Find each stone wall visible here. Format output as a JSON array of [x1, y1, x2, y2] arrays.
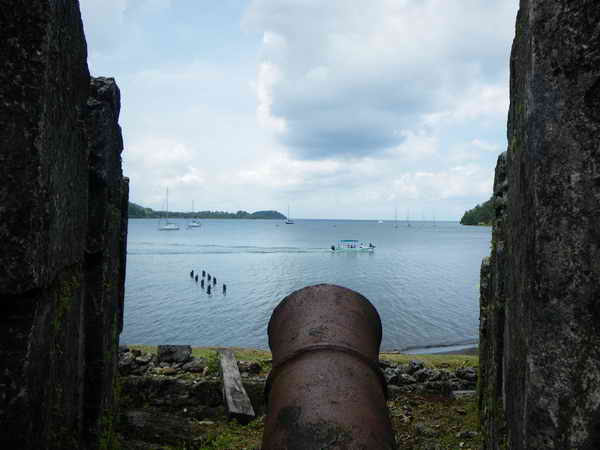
[[0, 1, 128, 448], [480, 1, 600, 449], [479, 153, 508, 450]]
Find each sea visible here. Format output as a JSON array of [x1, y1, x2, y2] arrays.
[[122, 218, 491, 354]]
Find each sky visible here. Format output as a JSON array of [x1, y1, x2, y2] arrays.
[[80, 0, 519, 220]]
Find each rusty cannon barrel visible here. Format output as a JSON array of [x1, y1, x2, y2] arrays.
[[262, 284, 396, 449]]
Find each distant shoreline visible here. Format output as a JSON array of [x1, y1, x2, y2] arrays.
[[129, 216, 283, 220]]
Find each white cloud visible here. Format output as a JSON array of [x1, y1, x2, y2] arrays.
[[244, 0, 516, 159], [80, 1, 517, 219], [393, 165, 493, 201], [256, 62, 287, 133]]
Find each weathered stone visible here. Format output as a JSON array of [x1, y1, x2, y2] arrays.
[[83, 75, 128, 441], [157, 345, 193, 364], [122, 409, 196, 445], [407, 360, 425, 374], [0, 2, 127, 448], [422, 381, 452, 395], [480, 2, 600, 449], [396, 373, 418, 386], [414, 367, 436, 383], [478, 154, 509, 450], [451, 390, 477, 400], [135, 354, 153, 365], [383, 367, 399, 384], [182, 358, 206, 373], [455, 367, 477, 383], [119, 352, 136, 373], [379, 359, 394, 370]]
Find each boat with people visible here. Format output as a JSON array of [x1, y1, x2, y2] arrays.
[[330, 240, 375, 252], [158, 188, 180, 231]]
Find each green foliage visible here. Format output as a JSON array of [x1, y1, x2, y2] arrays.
[[196, 417, 264, 450], [128, 201, 154, 218], [460, 198, 494, 226], [205, 351, 221, 376], [127, 202, 285, 220]]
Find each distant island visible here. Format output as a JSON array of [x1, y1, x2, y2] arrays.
[[460, 198, 494, 226], [128, 202, 286, 220]]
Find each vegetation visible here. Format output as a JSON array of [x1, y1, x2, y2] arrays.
[[390, 392, 482, 449], [380, 352, 478, 371], [460, 198, 494, 226], [126, 345, 477, 372], [128, 202, 154, 218], [128, 201, 285, 220], [122, 346, 481, 449]]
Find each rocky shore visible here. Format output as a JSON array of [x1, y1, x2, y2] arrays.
[[116, 345, 481, 449]]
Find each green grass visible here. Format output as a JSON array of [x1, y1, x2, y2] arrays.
[[380, 352, 479, 370], [391, 392, 482, 449], [125, 346, 477, 369], [126, 345, 271, 362]]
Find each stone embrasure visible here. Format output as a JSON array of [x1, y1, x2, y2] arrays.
[[0, 2, 128, 448], [479, 1, 600, 449]]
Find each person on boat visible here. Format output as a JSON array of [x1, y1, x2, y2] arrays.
[[207, 285, 212, 295], [202, 270, 206, 277], [223, 283, 227, 294], [331, 245, 335, 251], [195, 275, 198, 283], [213, 277, 217, 285], [190, 270, 194, 278], [201, 279, 204, 288]]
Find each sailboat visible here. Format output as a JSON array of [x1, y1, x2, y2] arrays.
[[284, 205, 294, 224], [187, 200, 201, 228], [158, 188, 179, 231]]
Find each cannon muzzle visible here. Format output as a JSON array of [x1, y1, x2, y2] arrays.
[[262, 284, 396, 449]]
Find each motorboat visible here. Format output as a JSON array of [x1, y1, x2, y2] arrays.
[[330, 240, 375, 252]]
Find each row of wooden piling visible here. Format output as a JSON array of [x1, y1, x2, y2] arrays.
[[190, 269, 226, 294]]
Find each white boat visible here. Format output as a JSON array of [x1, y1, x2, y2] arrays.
[[158, 188, 180, 231], [330, 240, 375, 252], [284, 205, 294, 224], [187, 200, 201, 228]]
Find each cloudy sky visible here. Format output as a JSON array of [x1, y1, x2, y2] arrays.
[[80, 0, 518, 220]]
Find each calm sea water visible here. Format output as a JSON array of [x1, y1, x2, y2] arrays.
[[121, 218, 490, 353]]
